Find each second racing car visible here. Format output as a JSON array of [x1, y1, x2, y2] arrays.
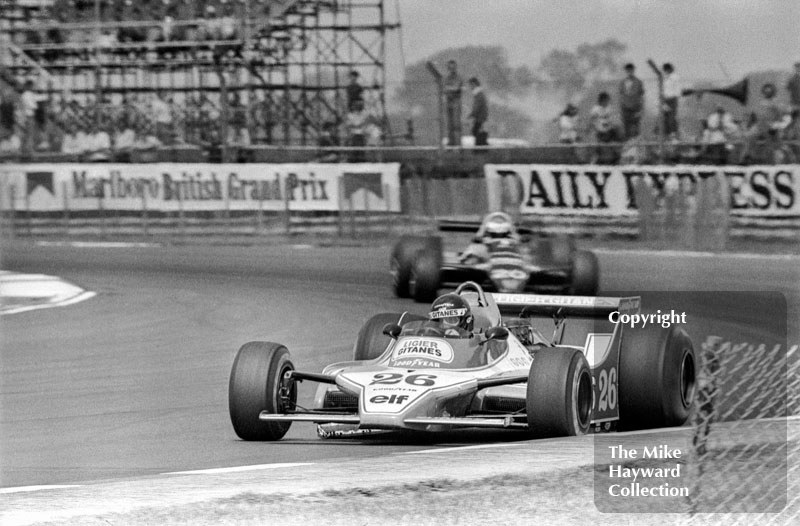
[[390, 212, 599, 303]]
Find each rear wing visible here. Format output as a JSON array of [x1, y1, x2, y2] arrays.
[[491, 293, 641, 318], [438, 219, 536, 237]]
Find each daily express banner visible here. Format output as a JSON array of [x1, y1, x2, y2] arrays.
[[0, 163, 401, 212], [485, 164, 799, 217]]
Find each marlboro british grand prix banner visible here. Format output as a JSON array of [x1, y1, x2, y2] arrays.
[[485, 164, 799, 217], [0, 163, 401, 212]]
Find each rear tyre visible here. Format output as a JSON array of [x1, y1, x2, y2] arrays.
[[618, 326, 696, 430], [409, 238, 443, 303], [390, 236, 428, 298], [353, 312, 426, 361], [569, 250, 599, 296], [229, 342, 296, 441], [526, 348, 593, 438]]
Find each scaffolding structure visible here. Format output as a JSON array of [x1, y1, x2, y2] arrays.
[[0, 0, 399, 146]]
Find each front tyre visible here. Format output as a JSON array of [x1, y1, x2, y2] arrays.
[[526, 348, 593, 438], [229, 342, 297, 441]]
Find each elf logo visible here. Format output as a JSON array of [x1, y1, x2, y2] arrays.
[[369, 394, 409, 404]]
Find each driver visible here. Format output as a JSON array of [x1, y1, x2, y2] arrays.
[[459, 212, 519, 263], [428, 293, 473, 338]]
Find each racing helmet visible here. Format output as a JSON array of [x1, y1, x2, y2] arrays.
[[429, 293, 474, 332], [484, 213, 515, 239]]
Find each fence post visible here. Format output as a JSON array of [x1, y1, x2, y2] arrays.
[[9, 185, 16, 238], [25, 183, 32, 237], [99, 193, 106, 239], [284, 182, 291, 235], [62, 181, 69, 236], [384, 183, 392, 236], [363, 185, 370, 234], [337, 176, 344, 237], [225, 184, 231, 236], [141, 189, 148, 237], [256, 186, 264, 235], [178, 188, 185, 239]]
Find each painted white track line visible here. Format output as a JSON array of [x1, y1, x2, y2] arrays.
[[35, 241, 160, 248], [0, 272, 96, 315], [594, 248, 800, 260], [0, 485, 83, 494], [162, 462, 314, 476]]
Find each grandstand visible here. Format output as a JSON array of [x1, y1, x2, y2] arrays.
[[0, 0, 398, 158]]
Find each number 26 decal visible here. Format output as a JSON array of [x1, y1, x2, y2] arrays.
[[596, 367, 617, 412], [371, 373, 437, 386]]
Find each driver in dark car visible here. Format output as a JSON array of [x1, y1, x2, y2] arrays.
[[459, 212, 520, 263]]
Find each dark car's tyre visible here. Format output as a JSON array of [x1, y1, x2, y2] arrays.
[[353, 312, 427, 361], [409, 238, 442, 303], [526, 348, 593, 438], [229, 342, 296, 441], [390, 236, 429, 298], [569, 250, 599, 296], [618, 325, 696, 430]]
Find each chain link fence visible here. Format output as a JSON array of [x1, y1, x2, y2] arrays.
[[684, 336, 799, 524]]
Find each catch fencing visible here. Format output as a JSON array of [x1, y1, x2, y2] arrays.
[[683, 337, 799, 524]]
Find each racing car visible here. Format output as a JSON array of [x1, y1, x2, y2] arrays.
[[390, 212, 599, 303], [228, 281, 696, 441]]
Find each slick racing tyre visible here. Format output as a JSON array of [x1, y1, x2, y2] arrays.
[[526, 348, 593, 438], [618, 325, 696, 430], [391, 236, 433, 298], [409, 238, 442, 303], [229, 342, 297, 441], [569, 250, 599, 296], [353, 312, 426, 361]]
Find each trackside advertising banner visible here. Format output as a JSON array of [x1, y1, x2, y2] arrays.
[[0, 163, 401, 212], [485, 164, 799, 217]]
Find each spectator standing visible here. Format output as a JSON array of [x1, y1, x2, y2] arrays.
[[741, 83, 792, 163], [619, 63, 645, 139], [20, 80, 46, 154], [787, 61, 800, 113], [346, 70, 364, 111], [589, 91, 622, 163], [151, 92, 173, 144], [345, 99, 370, 161], [702, 106, 738, 164], [467, 77, 488, 146], [443, 59, 463, 146], [662, 63, 682, 138], [557, 103, 580, 143]]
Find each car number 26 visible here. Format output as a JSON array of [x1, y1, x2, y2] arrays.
[[370, 373, 437, 386], [596, 367, 617, 412]]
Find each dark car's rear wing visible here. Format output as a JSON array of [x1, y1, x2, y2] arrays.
[[438, 219, 536, 237], [491, 292, 641, 318]]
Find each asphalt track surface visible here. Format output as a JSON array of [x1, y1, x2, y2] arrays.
[[0, 240, 798, 490]]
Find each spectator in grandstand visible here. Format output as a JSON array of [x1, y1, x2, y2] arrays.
[[467, 77, 488, 146], [557, 103, 580, 143], [619, 63, 645, 140], [151, 92, 174, 144], [444, 59, 464, 146], [134, 121, 163, 150], [201, 5, 222, 41], [227, 91, 250, 146], [589, 91, 622, 164], [20, 80, 47, 154], [0, 132, 20, 155], [346, 71, 364, 112], [0, 88, 15, 142], [220, 3, 238, 40], [701, 106, 739, 165], [788, 61, 800, 113], [60, 122, 84, 156], [661, 62, 683, 138]]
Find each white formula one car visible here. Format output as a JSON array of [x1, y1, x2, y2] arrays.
[[229, 282, 696, 440]]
